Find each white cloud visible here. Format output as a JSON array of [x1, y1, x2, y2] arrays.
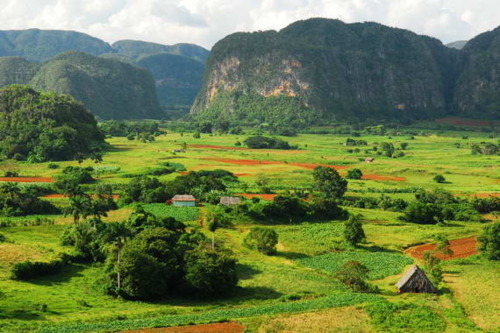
[[0, 0, 497, 48]]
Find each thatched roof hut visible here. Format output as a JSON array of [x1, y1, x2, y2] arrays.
[[220, 196, 242, 206], [395, 265, 437, 293]]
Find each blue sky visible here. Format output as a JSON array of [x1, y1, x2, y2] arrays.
[[0, 0, 498, 48]]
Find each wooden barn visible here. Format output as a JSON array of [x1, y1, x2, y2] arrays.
[[219, 196, 242, 206], [172, 195, 196, 207], [395, 265, 437, 293]]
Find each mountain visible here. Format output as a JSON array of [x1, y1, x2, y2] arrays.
[[0, 52, 163, 120], [0, 29, 113, 62], [0, 85, 105, 161], [30, 52, 164, 120], [110, 40, 209, 63], [192, 18, 463, 125], [136, 53, 204, 106], [454, 27, 500, 119], [0, 30, 209, 115], [446, 40, 468, 50]]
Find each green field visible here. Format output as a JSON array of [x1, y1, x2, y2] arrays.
[[0, 128, 498, 332]]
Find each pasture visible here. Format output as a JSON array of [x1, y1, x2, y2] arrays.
[[0, 128, 498, 332]]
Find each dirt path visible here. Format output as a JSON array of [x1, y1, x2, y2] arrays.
[[0, 177, 53, 183], [123, 322, 245, 333], [406, 236, 478, 260]]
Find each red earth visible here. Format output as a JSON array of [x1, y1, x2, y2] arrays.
[[0, 177, 53, 183], [361, 174, 407, 182], [203, 158, 347, 170], [123, 322, 245, 333], [236, 193, 278, 201], [406, 236, 478, 261], [435, 117, 500, 127]]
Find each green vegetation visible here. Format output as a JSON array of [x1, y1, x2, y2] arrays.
[[0, 127, 497, 332], [243, 227, 279, 255], [0, 85, 105, 162], [244, 136, 296, 149], [333, 261, 372, 292], [298, 251, 413, 280], [0, 183, 59, 216], [479, 223, 500, 260], [343, 214, 366, 246]]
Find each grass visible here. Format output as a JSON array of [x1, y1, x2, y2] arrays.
[[0, 129, 498, 332], [444, 257, 500, 331]]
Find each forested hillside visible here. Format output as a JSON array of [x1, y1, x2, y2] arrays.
[[0, 85, 105, 161], [192, 18, 499, 125]]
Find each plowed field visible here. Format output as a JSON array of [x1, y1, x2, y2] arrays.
[[124, 322, 245, 333], [406, 236, 478, 260]]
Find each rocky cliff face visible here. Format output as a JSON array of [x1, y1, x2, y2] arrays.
[[454, 27, 500, 119], [192, 19, 477, 123]]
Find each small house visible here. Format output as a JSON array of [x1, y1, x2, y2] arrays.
[[365, 157, 375, 163], [395, 265, 437, 293], [220, 196, 242, 206], [172, 195, 196, 207]]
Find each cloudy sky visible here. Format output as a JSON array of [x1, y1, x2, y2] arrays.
[[0, 0, 498, 49]]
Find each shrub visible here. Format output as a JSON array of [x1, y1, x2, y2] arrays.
[[479, 223, 500, 260], [344, 214, 366, 246], [433, 175, 446, 183], [334, 261, 371, 292], [243, 227, 279, 255], [346, 168, 363, 180], [244, 136, 296, 149], [10, 255, 68, 280], [184, 246, 238, 297], [400, 202, 443, 225]]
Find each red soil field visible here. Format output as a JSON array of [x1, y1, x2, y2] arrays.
[[435, 117, 500, 127], [362, 174, 407, 182], [236, 193, 277, 201], [179, 171, 249, 177], [124, 322, 245, 333], [203, 158, 347, 170], [406, 236, 478, 261], [0, 177, 53, 183]]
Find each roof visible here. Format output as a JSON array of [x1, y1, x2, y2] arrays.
[[396, 265, 434, 289], [365, 157, 375, 161], [220, 196, 242, 205], [172, 195, 196, 201]]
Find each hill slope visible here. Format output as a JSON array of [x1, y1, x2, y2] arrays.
[[0, 85, 104, 161], [454, 27, 500, 119], [30, 52, 164, 119], [0, 29, 113, 62], [192, 19, 500, 124]]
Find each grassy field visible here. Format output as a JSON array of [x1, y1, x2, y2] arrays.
[[0, 128, 498, 332]]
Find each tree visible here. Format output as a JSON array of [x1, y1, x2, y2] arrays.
[[334, 261, 371, 292], [400, 202, 443, 225], [243, 227, 279, 255], [344, 214, 366, 246], [193, 131, 201, 139], [400, 142, 409, 150], [346, 168, 363, 180], [312, 166, 348, 200], [255, 173, 271, 193], [479, 223, 500, 260], [184, 246, 238, 297], [205, 207, 232, 249], [433, 175, 446, 183]]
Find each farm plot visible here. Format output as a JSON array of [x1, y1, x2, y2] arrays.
[[298, 251, 413, 280], [141, 203, 200, 222]]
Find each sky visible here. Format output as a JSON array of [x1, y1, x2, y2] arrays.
[[0, 0, 498, 49]]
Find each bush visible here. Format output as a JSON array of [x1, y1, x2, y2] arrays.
[[344, 214, 366, 246], [400, 202, 443, 225], [479, 223, 500, 260], [346, 168, 363, 180], [184, 246, 238, 297], [244, 136, 296, 149], [10, 255, 68, 280], [334, 261, 371, 292], [433, 175, 446, 183], [243, 227, 279, 255]]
